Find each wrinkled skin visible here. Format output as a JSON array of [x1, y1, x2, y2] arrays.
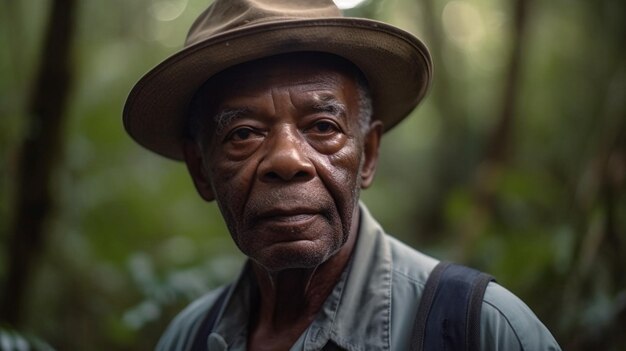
[[183, 53, 382, 349], [184, 54, 381, 272]]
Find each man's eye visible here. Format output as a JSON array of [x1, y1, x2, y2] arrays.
[[310, 121, 337, 134], [227, 127, 256, 142]]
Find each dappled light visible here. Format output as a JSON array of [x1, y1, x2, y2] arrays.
[[149, 0, 188, 22], [442, 1, 485, 47]]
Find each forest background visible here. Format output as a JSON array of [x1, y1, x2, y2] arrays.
[[1, 0, 624, 349]]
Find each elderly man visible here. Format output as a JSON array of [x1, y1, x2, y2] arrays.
[[124, 0, 560, 350]]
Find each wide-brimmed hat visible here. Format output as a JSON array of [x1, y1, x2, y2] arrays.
[[123, 0, 433, 160]]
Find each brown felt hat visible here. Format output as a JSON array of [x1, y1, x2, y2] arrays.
[[123, 0, 433, 160]]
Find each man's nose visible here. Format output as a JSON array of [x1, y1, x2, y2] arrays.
[[257, 127, 315, 182]]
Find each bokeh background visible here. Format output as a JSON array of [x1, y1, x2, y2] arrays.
[[1, 0, 624, 349]]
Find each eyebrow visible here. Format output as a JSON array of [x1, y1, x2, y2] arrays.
[[310, 95, 346, 117], [212, 107, 251, 135]]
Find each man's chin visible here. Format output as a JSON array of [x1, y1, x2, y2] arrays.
[[250, 240, 340, 272]]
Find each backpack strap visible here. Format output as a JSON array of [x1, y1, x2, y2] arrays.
[[190, 285, 231, 351], [412, 261, 494, 351]]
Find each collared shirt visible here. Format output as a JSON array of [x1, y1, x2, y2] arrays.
[[157, 204, 561, 350]]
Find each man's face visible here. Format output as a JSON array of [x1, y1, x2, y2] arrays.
[[184, 54, 380, 272]]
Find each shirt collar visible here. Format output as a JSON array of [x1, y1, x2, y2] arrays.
[[211, 262, 256, 350], [308, 202, 392, 351]]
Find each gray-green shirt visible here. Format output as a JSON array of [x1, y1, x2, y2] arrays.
[[157, 204, 561, 350]]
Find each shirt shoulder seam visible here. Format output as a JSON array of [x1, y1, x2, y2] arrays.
[[483, 298, 525, 350]]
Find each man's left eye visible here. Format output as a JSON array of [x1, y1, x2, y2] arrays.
[[310, 121, 337, 134]]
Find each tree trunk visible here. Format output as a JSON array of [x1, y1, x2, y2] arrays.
[[0, 0, 77, 326], [456, 0, 531, 260], [484, 0, 529, 164], [417, 0, 468, 242]]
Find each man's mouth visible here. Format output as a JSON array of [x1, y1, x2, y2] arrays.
[[257, 208, 318, 223]]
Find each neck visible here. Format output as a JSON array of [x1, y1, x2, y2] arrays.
[[248, 208, 360, 343]]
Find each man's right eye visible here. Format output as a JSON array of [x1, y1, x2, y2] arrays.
[[226, 127, 259, 142]]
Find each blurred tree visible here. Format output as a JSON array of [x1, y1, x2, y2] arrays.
[[1, 0, 77, 327], [457, 0, 532, 260]]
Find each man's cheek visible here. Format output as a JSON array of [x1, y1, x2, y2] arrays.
[[327, 146, 363, 184], [211, 164, 249, 196]]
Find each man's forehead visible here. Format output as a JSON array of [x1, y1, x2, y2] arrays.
[[216, 79, 349, 104]]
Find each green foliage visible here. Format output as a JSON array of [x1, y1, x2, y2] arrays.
[[0, 327, 55, 351], [1, 0, 624, 349]]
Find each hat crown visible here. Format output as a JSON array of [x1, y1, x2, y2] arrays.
[[186, 0, 342, 46]]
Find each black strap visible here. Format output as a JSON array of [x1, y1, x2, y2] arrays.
[[190, 286, 230, 351], [467, 270, 493, 350], [412, 261, 450, 350], [412, 262, 494, 351]]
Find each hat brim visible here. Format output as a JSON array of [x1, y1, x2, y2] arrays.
[[123, 17, 432, 161]]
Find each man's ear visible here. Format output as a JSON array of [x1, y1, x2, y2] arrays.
[[182, 140, 215, 202], [360, 120, 383, 189]]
